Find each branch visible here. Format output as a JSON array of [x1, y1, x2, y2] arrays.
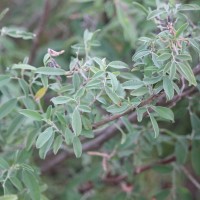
[[41, 64, 200, 172], [92, 93, 160, 129], [181, 166, 200, 190], [134, 155, 176, 175], [28, 0, 50, 64]]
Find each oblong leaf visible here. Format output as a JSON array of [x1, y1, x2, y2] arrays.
[[108, 61, 128, 69], [35, 67, 66, 75], [34, 87, 47, 102], [152, 106, 174, 122], [51, 96, 73, 105], [36, 127, 53, 149], [0, 75, 10, 88], [175, 23, 188, 38], [19, 109, 42, 121], [12, 64, 36, 71], [105, 86, 120, 105], [72, 109, 82, 136], [0, 195, 18, 200], [147, 10, 166, 20], [73, 136, 82, 158], [157, 53, 171, 62], [53, 135, 63, 154], [191, 140, 200, 176], [22, 170, 40, 200], [149, 112, 159, 138], [177, 63, 197, 86], [0, 99, 17, 120], [163, 76, 174, 100]]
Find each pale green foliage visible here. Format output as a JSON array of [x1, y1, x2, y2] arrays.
[[0, 2, 200, 200]]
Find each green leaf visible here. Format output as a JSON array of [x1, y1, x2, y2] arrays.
[[157, 53, 171, 62], [136, 107, 147, 122], [19, 79, 29, 96], [175, 140, 188, 165], [0, 8, 9, 21], [64, 127, 74, 145], [106, 103, 129, 114], [39, 133, 54, 159], [36, 127, 53, 149], [132, 2, 148, 15], [51, 96, 72, 105], [43, 53, 50, 66], [22, 170, 40, 200], [132, 50, 151, 61], [35, 67, 66, 75], [86, 78, 101, 89], [73, 136, 82, 158], [122, 80, 143, 90], [152, 106, 174, 122], [178, 4, 200, 11], [72, 109, 82, 136], [9, 176, 23, 191], [163, 76, 174, 100], [82, 116, 92, 130], [46, 105, 52, 120], [93, 57, 106, 70], [189, 39, 200, 51], [176, 54, 192, 61], [190, 113, 200, 135], [72, 73, 81, 91], [74, 87, 85, 99], [191, 140, 200, 176], [143, 76, 162, 85], [12, 64, 36, 71], [108, 72, 119, 91], [53, 135, 63, 154], [149, 112, 159, 138], [177, 63, 197, 86], [153, 165, 173, 173], [56, 113, 66, 125], [175, 23, 188, 38], [6, 115, 24, 142], [105, 86, 120, 105], [115, 125, 127, 144], [84, 29, 94, 43], [169, 62, 176, 79], [81, 130, 94, 138], [0, 157, 9, 170], [0, 75, 10, 88], [19, 109, 42, 121], [0, 99, 17, 120], [1, 27, 35, 39], [0, 195, 18, 200], [130, 87, 148, 96], [147, 9, 166, 20], [78, 105, 91, 113], [107, 61, 128, 69], [26, 129, 38, 151]]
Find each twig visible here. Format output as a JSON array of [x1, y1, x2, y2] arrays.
[[28, 0, 50, 64], [181, 166, 200, 190], [92, 93, 160, 129], [134, 155, 176, 175]]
